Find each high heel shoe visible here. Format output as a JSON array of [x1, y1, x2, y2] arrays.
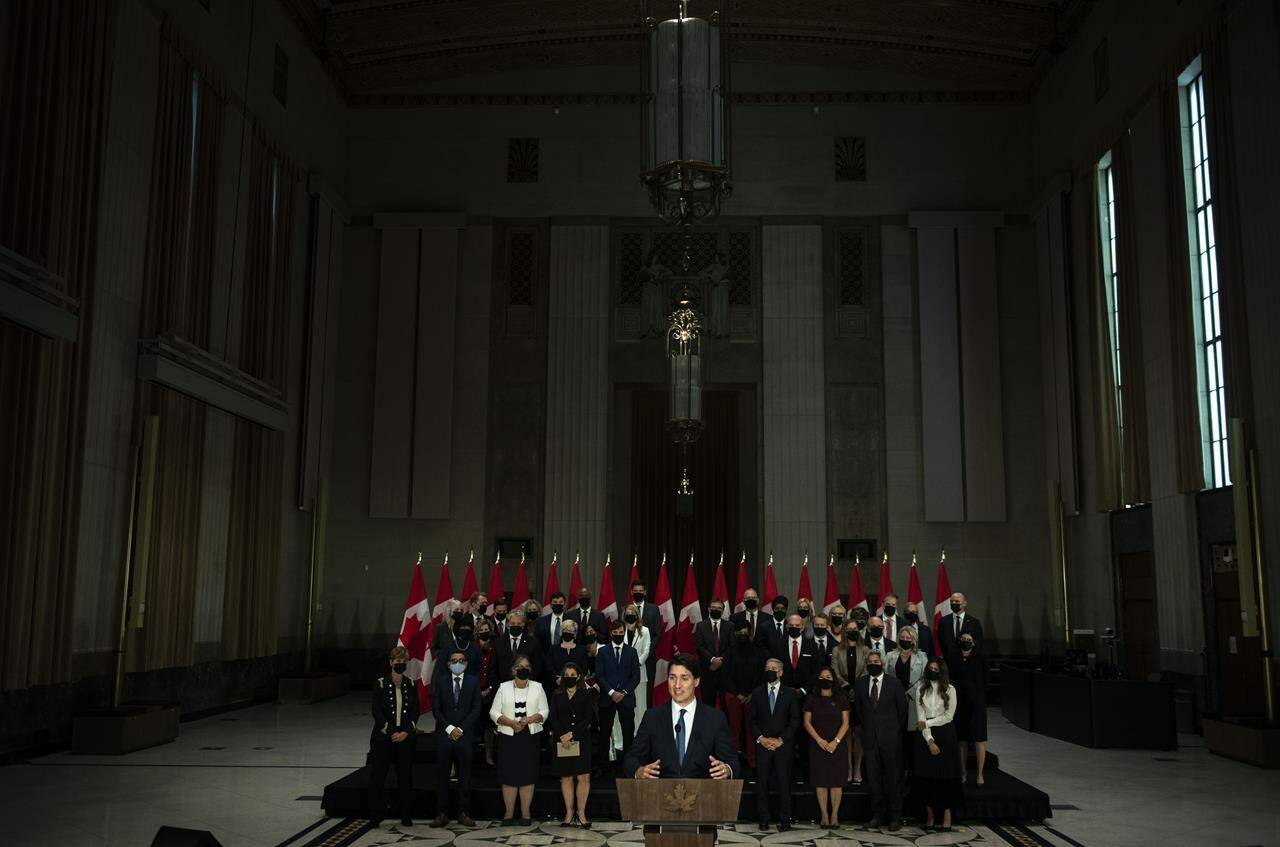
[[575, 814, 591, 829]]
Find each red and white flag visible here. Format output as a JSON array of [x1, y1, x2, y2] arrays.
[[397, 555, 432, 713], [567, 552, 584, 600], [511, 551, 531, 607], [542, 553, 561, 613], [422, 555, 457, 711], [599, 554, 618, 622], [875, 551, 895, 617], [629, 554, 640, 587], [822, 554, 841, 614], [650, 555, 677, 705], [906, 553, 924, 606], [797, 553, 814, 603], [848, 554, 869, 612], [763, 554, 780, 604], [674, 554, 703, 655], [487, 548, 505, 603], [732, 552, 750, 613], [461, 550, 479, 602], [933, 551, 953, 655], [711, 552, 729, 603]]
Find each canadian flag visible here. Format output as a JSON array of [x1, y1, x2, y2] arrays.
[[822, 554, 841, 614], [599, 554, 618, 622], [797, 553, 814, 604], [420, 555, 456, 711], [568, 552, 584, 600], [933, 551, 953, 655], [487, 549, 505, 603], [542, 553, 561, 612], [763, 554, 780, 604], [674, 555, 703, 655], [461, 550, 479, 602], [906, 553, 924, 606], [629, 555, 640, 587], [875, 551, 895, 617], [650, 555, 677, 705], [397, 556, 432, 713], [511, 551, 531, 607], [732, 552, 750, 613], [711, 552, 729, 602], [848, 554, 869, 612]]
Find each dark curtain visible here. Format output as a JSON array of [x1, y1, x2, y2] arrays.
[[0, 0, 116, 690], [630, 388, 739, 604], [1112, 131, 1152, 505], [222, 420, 284, 660]]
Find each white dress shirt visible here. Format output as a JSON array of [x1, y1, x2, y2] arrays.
[[916, 683, 957, 743], [671, 697, 698, 734], [868, 638, 886, 655]]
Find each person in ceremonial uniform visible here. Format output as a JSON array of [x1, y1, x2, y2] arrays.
[[366, 646, 418, 827], [490, 655, 548, 824], [548, 661, 595, 827]]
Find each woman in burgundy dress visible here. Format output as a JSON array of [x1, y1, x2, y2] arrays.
[[803, 666, 851, 827]]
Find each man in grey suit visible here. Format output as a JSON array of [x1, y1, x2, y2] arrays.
[[852, 650, 908, 831], [630, 578, 664, 703]]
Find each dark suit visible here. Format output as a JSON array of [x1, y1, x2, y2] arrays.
[[780, 635, 820, 696], [432, 673, 482, 816], [596, 640, 641, 769], [852, 673, 909, 821], [535, 613, 569, 656], [721, 640, 765, 767], [623, 702, 741, 779], [545, 643, 588, 683], [367, 675, 419, 820], [863, 636, 897, 659], [730, 609, 765, 642], [566, 606, 608, 639], [756, 616, 790, 661], [432, 637, 481, 680], [810, 632, 836, 665], [495, 631, 541, 683], [881, 613, 907, 645], [937, 613, 983, 656], [748, 683, 800, 824], [694, 618, 731, 705], [907, 620, 934, 657], [635, 601, 664, 692]]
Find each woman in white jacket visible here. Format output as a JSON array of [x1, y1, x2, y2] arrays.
[[912, 656, 962, 832], [489, 655, 548, 825], [610, 603, 652, 759]]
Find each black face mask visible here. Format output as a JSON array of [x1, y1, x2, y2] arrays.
[[452, 611, 464, 622], [817, 678, 833, 690], [578, 597, 591, 609], [624, 614, 638, 624], [709, 609, 723, 620], [561, 633, 575, 643], [830, 616, 844, 628], [456, 627, 474, 641], [477, 632, 492, 642], [765, 670, 779, 683], [899, 641, 914, 651], [551, 604, 565, 615], [611, 633, 625, 645], [868, 626, 884, 639], [392, 662, 407, 674], [798, 607, 811, 618], [773, 609, 787, 622], [926, 668, 941, 681], [632, 592, 645, 603], [950, 602, 962, 614], [563, 676, 579, 688], [581, 633, 597, 644], [846, 631, 860, 641], [515, 667, 531, 680], [744, 598, 759, 611], [477, 603, 489, 615], [814, 627, 827, 638], [903, 612, 919, 624], [736, 632, 750, 644], [510, 624, 524, 635], [961, 641, 974, 652], [786, 626, 803, 639], [867, 664, 884, 677], [883, 605, 896, 617]]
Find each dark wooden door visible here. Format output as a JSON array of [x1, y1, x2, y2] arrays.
[[1213, 555, 1263, 716], [1118, 552, 1159, 680]]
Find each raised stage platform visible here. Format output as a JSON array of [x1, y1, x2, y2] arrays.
[[324, 743, 1051, 823]]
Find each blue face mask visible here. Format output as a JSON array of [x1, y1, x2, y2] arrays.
[[449, 662, 466, 675]]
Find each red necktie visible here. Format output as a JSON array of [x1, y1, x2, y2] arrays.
[[791, 639, 799, 668], [712, 622, 719, 652], [871, 678, 880, 707]]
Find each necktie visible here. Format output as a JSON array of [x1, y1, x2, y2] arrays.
[[888, 619, 895, 641], [818, 637, 825, 654], [749, 613, 755, 636], [791, 639, 799, 668], [511, 636, 518, 653], [954, 615, 960, 639], [712, 622, 719, 652], [871, 678, 879, 707], [453, 677, 461, 706], [553, 616, 561, 644], [676, 709, 688, 764], [615, 645, 621, 662], [769, 686, 777, 713]]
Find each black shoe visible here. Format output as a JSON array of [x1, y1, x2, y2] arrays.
[[888, 819, 902, 832], [501, 818, 516, 826], [368, 817, 383, 827], [458, 815, 475, 827], [758, 822, 770, 831], [869, 816, 887, 828], [401, 817, 413, 827], [519, 818, 533, 826], [778, 820, 792, 832]]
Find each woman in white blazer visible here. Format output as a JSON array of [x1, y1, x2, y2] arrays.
[[611, 603, 652, 759], [489, 654, 548, 824]]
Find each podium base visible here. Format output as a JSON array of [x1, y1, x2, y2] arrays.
[[644, 823, 718, 847]]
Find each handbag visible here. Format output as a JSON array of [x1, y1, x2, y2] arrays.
[[556, 740, 581, 758]]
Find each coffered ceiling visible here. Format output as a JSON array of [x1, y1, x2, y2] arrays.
[[280, 0, 1096, 101]]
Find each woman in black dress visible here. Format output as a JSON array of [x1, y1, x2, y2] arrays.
[[548, 662, 595, 827], [802, 666, 851, 828], [947, 634, 989, 784], [913, 657, 962, 830], [546, 619, 588, 683]]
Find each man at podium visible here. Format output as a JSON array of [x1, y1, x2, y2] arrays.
[[624, 653, 741, 780]]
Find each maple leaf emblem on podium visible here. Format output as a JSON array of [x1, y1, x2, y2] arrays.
[[662, 783, 698, 813]]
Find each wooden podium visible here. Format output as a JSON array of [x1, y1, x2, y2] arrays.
[[616, 779, 743, 847]]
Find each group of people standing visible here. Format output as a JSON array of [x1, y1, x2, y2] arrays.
[[365, 581, 990, 834]]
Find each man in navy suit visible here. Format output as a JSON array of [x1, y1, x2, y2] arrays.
[[431, 649, 482, 827], [566, 587, 608, 640], [624, 653, 741, 780], [630, 579, 665, 701], [748, 658, 800, 831], [596, 618, 641, 774], [852, 650, 908, 831]]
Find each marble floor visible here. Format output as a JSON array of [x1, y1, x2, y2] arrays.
[[0, 693, 1276, 847]]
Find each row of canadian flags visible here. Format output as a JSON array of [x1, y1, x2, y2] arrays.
[[398, 549, 954, 713]]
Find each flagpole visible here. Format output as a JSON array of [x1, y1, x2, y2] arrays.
[[303, 479, 329, 675]]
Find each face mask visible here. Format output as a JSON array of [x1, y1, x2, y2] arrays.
[[495, 608, 508, 619], [830, 616, 844, 628], [786, 626, 803, 639], [899, 641, 914, 651], [477, 603, 489, 615], [867, 664, 884, 677], [632, 592, 645, 603], [961, 641, 974, 652], [392, 662, 407, 674], [950, 602, 962, 614], [514, 667, 531, 680], [581, 633, 597, 644], [477, 632, 492, 642], [814, 627, 827, 638], [736, 632, 750, 644], [456, 627, 474, 640], [625, 614, 638, 624], [449, 662, 466, 675], [578, 597, 591, 609], [552, 604, 565, 615], [817, 678, 833, 690], [744, 598, 759, 611], [709, 609, 723, 620], [773, 609, 787, 622], [847, 631, 859, 641], [452, 611, 464, 622], [904, 612, 918, 624], [926, 668, 941, 681], [798, 607, 811, 618], [883, 605, 896, 617], [509, 624, 524, 635], [562, 633, 575, 643], [563, 676, 578, 688], [611, 633, 625, 645], [868, 626, 884, 638], [765, 670, 779, 683]]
